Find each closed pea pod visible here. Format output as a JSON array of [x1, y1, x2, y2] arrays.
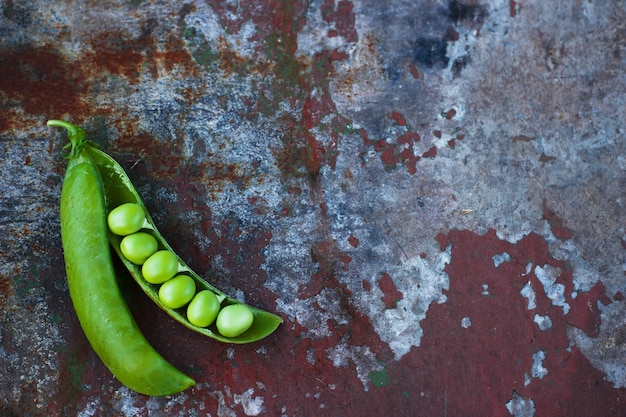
[[49, 120, 194, 396]]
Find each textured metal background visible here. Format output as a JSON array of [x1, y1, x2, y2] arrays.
[[1, 0, 625, 415]]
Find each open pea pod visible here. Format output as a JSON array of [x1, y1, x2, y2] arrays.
[[86, 145, 283, 344]]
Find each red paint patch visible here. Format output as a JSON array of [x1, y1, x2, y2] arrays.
[[598, 293, 613, 306], [348, 234, 359, 248], [374, 229, 620, 416], [380, 143, 400, 168], [389, 111, 407, 126], [543, 203, 572, 239], [422, 145, 437, 158], [378, 272, 403, 309], [321, 0, 358, 42], [510, 0, 518, 17], [444, 108, 457, 120], [398, 131, 421, 174], [340, 254, 353, 269]]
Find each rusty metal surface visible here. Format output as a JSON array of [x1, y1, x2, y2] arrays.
[[2, 0, 626, 415]]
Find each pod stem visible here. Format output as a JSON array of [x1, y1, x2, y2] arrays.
[[47, 120, 88, 159]]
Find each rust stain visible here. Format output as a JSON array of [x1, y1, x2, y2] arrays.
[[0, 274, 14, 310], [0, 46, 87, 127], [88, 34, 146, 82]]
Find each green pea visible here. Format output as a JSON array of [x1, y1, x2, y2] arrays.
[[120, 232, 158, 265], [158, 275, 196, 309], [142, 250, 179, 284], [108, 203, 145, 236], [187, 290, 221, 327], [216, 304, 254, 337]]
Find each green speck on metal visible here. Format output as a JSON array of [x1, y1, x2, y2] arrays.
[[127, 0, 144, 7], [183, 26, 219, 69], [183, 26, 197, 40], [402, 391, 410, 398], [342, 122, 359, 135], [369, 363, 389, 387], [195, 46, 219, 68], [67, 353, 85, 390]]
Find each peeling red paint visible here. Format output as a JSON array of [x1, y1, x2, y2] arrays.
[[339, 254, 353, 269], [321, 0, 358, 42], [390, 111, 407, 126], [510, 0, 519, 17], [372, 228, 623, 416], [362, 109, 463, 174], [378, 272, 403, 309], [444, 108, 457, 120], [422, 145, 437, 159], [543, 203, 572, 240]]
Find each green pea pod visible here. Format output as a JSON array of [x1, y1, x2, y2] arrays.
[[50, 120, 195, 396], [81, 125, 283, 343]]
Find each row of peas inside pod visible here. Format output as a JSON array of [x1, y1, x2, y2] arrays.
[[107, 203, 254, 338]]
